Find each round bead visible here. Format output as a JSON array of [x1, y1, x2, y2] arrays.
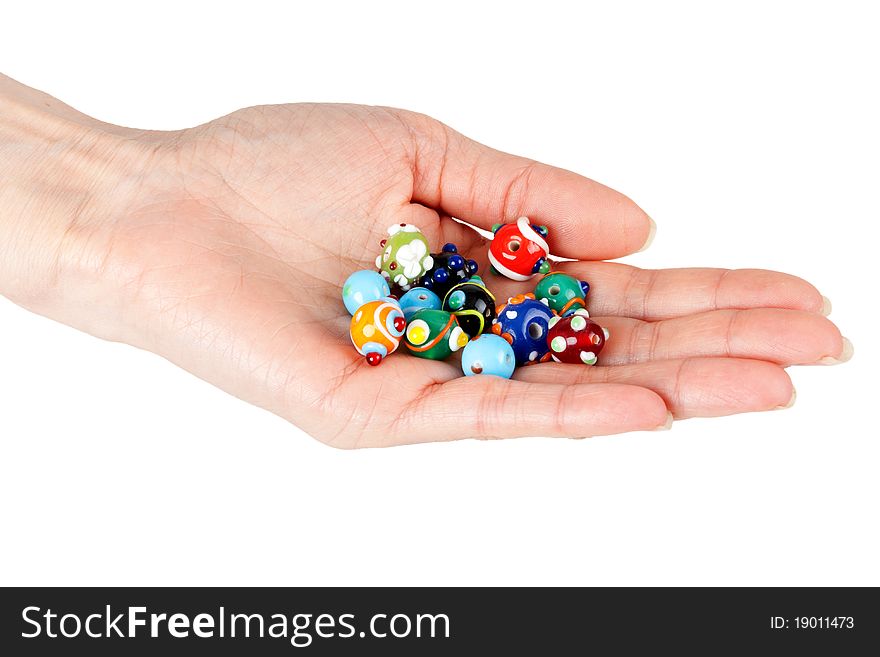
[[546, 311, 607, 365], [447, 254, 465, 271], [376, 223, 433, 289], [350, 298, 405, 365], [461, 334, 516, 379], [534, 272, 589, 316], [415, 242, 476, 299], [487, 216, 550, 281], [342, 270, 391, 315], [441, 276, 497, 338], [398, 287, 441, 320], [490, 293, 556, 365], [403, 309, 468, 360]]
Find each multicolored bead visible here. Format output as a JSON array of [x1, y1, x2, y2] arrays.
[[403, 309, 469, 360], [491, 293, 556, 365], [441, 275, 496, 338], [461, 334, 516, 378], [488, 217, 551, 281], [534, 272, 590, 316], [417, 242, 479, 299], [342, 269, 392, 315], [345, 220, 611, 375], [350, 298, 406, 366], [375, 223, 434, 290], [546, 310, 609, 365]]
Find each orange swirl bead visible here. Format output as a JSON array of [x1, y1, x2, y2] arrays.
[[350, 298, 406, 366]]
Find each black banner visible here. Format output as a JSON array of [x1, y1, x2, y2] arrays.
[[0, 587, 875, 654]]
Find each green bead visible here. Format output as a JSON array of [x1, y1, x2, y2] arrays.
[[375, 224, 433, 288], [534, 272, 586, 315], [403, 309, 469, 359]]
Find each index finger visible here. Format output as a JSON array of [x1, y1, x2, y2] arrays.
[[398, 109, 655, 260]]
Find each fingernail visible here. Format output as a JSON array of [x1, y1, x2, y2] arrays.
[[775, 388, 797, 410], [817, 336, 854, 365], [821, 296, 832, 316], [653, 412, 674, 431], [637, 217, 657, 253]]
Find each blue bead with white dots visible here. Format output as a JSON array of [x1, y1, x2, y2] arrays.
[[491, 294, 555, 365]]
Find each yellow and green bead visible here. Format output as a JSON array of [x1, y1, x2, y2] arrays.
[[403, 309, 469, 360]]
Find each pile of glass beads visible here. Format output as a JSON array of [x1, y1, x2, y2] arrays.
[[341, 218, 610, 378]]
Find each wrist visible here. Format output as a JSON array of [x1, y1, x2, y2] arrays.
[[0, 82, 149, 323]]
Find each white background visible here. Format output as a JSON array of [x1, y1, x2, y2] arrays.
[[1, 1, 877, 586]]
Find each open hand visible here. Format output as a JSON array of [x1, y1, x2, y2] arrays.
[[1, 80, 850, 447]]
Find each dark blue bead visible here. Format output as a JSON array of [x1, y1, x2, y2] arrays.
[[447, 254, 465, 271], [467, 260, 479, 274], [494, 297, 555, 365], [580, 280, 590, 295], [433, 268, 450, 283], [442, 243, 457, 254], [531, 258, 545, 273]]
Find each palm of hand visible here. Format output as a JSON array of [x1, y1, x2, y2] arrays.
[[93, 104, 844, 447]]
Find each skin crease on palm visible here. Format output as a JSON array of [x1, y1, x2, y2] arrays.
[[0, 75, 852, 448]]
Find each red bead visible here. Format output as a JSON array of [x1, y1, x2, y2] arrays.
[[366, 352, 383, 366], [393, 315, 406, 332], [546, 312, 607, 365], [488, 217, 550, 281]]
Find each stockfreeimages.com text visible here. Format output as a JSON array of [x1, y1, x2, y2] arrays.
[[22, 605, 450, 647]]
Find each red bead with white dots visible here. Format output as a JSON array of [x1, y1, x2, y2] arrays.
[[546, 310, 609, 365]]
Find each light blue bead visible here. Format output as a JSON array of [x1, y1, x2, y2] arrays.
[[461, 334, 516, 379], [399, 287, 441, 320], [342, 270, 391, 315]]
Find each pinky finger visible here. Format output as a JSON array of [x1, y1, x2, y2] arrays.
[[395, 378, 671, 444]]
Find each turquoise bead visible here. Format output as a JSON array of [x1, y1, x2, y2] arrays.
[[461, 334, 516, 378], [342, 270, 391, 315], [399, 287, 441, 320]]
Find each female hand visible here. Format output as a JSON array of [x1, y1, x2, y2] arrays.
[[0, 75, 850, 447]]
